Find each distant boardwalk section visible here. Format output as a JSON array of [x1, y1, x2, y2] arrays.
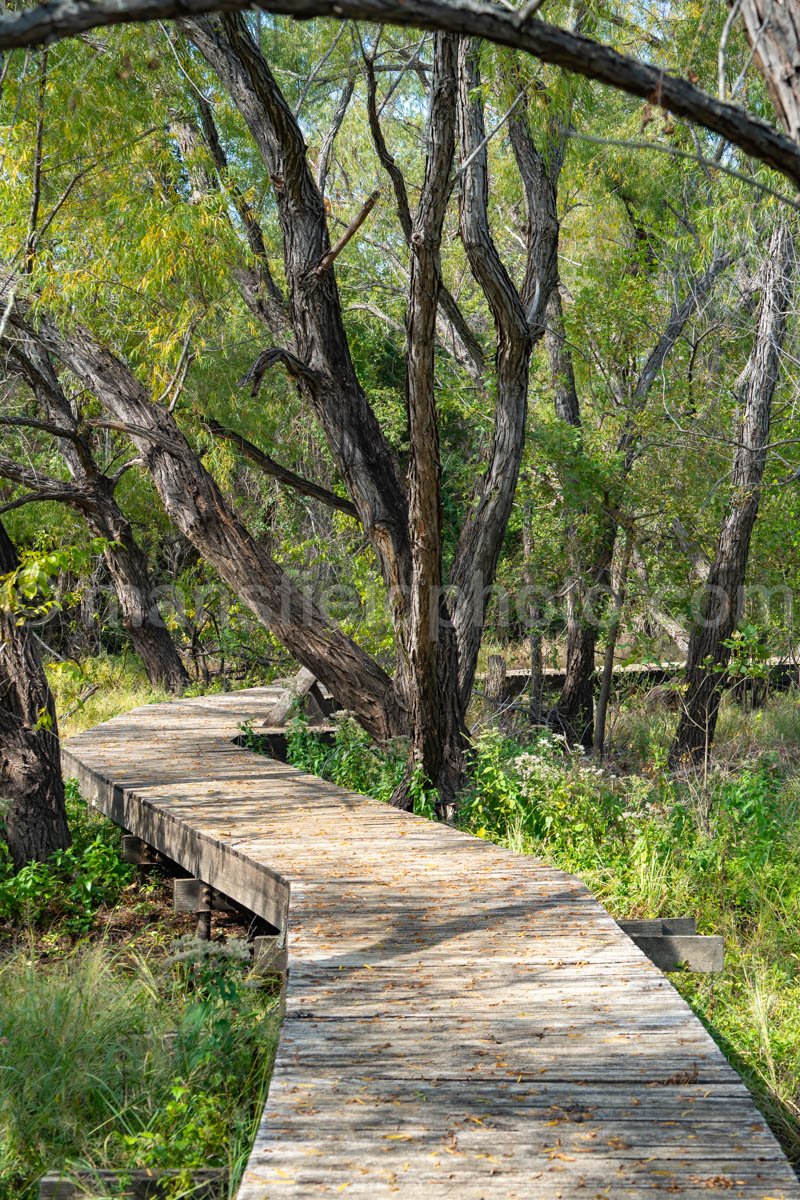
[[63, 689, 800, 1199]]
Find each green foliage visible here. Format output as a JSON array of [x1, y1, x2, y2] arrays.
[[0, 540, 110, 625], [286, 714, 407, 803], [460, 729, 627, 858], [0, 941, 279, 1200], [0, 780, 133, 935]]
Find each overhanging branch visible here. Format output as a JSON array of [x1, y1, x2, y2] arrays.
[[2, 0, 800, 193]]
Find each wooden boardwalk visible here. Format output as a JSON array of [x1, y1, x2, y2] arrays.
[[63, 689, 800, 1199]]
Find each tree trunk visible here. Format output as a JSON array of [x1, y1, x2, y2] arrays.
[[395, 33, 467, 813], [98, 518, 189, 694], [520, 490, 544, 723], [554, 509, 617, 749], [556, 598, 598, 748], [671, 223, 794, 767], [450, 41, 548, 705], [2, 335, 189, 694], [593, 529, 633, 757], [25, 309, 404, 743], [739, 0, 800, 143], [0, 520, 70, 870]]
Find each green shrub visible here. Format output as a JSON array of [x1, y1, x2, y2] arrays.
[[0, 782, 133, 935], [286, 714, 407, 801]]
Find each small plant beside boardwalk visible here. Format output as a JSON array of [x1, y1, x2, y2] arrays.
[[0, 787, 280, 1200]]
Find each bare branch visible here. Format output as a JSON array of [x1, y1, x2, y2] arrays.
[[719, 0, 742, 103], [156, 321, 198, 410], [0, 488, 83, 514], [452, 90, 523, 182], [0, 453, 93, 509], [238, 346, 320, 395], [0, 413, 77, 440], [206, 418, 359, 517], [292, 21, 347, 116], [565, 128, 800, 215], [314, 188, 380, 276], [86, 417, 186, 452], [317, 74, 354, 195], [23, 49, 47, 273]]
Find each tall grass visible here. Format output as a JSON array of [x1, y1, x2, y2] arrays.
[[0, 941, 279, 1199], [47, 656, 172, 739]]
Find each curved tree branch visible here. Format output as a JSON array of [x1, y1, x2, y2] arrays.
[[205, 418, 359, 518], [3, 0, 800, 190], [450, 39, 553, 703], [186, 13, 412, 621]]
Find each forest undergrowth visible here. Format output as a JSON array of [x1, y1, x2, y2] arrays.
[[0, 779, 281, 1200]]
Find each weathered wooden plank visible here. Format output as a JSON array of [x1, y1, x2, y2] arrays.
[[62, 689, 800, 1200], [630, 934, 724, 973]]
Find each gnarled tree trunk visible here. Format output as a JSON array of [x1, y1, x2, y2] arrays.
[[1, 337, 189, 694], [0, 519, 70, 870], [92, 497, 189, 695]]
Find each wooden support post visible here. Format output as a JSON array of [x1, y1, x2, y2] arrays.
[[618, 917, 697, 936], [617, 917, 722, 972], [122, 835, 160, 866], [173, 878, 240, 915], [632, 933, 724, 973], [197, 883, 212, 941], [173, 877, 224, 939]]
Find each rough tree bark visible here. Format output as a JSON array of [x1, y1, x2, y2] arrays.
[[0, 519, 70, 870], [739, 0, 800, 144], [451, 54, 557, 705], [400, 33, 466, 811], [1, 340, 189, 693], [670, 222, 794, 767], [592, 527, 633, 757]]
